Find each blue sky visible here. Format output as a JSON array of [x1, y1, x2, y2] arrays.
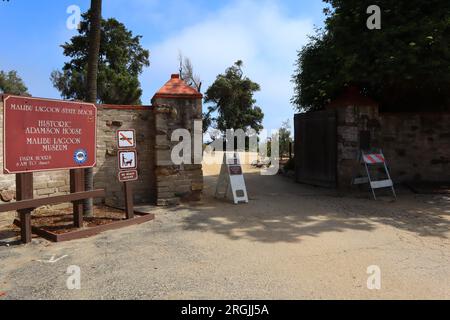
[[0, 0, 327, 131]]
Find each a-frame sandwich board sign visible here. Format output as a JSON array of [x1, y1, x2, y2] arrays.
[[215, 152, 249, 204]]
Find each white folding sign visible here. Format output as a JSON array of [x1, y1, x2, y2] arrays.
[[215, 152, 249, 204]]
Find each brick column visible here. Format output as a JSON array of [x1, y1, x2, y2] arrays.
[[151, 74, 204, 206]]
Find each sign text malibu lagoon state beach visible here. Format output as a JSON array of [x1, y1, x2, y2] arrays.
[[3, 95, 97, 174]]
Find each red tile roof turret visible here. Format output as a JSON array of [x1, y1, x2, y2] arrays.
[[153, 74, 203, 100]]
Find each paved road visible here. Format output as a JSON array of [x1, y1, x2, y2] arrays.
[[0, 169, 449, 299]]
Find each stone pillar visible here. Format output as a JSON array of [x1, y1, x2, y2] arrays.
[[326, 86, 380, 188], [151, 74, 204, 206]]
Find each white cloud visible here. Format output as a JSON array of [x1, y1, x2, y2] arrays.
[[142, 0, 314, 129]]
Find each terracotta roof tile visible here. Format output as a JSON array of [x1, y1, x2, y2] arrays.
[[153, 74, 203, 100]]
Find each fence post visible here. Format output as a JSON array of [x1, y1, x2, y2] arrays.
[[16, 173, 33, 243], [70, 169, 85, 228]]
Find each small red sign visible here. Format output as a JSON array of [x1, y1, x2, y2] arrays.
[[118, 170, 138, 182], [3, 95, 97, 174]]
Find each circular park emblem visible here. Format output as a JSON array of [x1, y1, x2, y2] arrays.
[[74, 149, 88, 165]]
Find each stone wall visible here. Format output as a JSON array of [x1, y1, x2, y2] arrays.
[[94, 105, 156, 208], [380, 112, 450, 182]]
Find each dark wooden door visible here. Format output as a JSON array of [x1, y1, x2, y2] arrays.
[[294, 110, 337, 188]]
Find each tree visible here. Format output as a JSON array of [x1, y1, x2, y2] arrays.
[[0, 70, 29, 96], [86, 0, 102, 105], [83, 0, 102, 217], [292, 0, 450, 112], [178, 53, 211, 133], [279, 119, 292, 158], [179, 53, 202, 92], [204, 60, 264, 134], [51, 9, 150, 105]]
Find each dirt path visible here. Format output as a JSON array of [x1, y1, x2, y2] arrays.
[[0, 165, 449, 299]]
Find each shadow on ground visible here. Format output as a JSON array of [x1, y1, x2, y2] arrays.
[[173, 172, 450, 243], [0, 229, 21, 247]]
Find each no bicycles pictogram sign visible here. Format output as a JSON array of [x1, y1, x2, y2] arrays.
[[117, 130, 136, 149]]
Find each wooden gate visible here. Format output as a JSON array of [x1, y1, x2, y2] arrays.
[[294, 110, 337, 188]]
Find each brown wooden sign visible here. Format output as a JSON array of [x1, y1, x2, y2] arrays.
[[3, 95, 97, 174], [118, 170, 138, 182], [116, 129, 139, 220]]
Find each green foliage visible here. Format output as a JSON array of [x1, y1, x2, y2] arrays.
[[0, 70, 29, 96], [279, 119, 292, 158], [292, 0, 450, 112], [204, 60, 264, 133], [202, 112, 212, 134], [51, 12, 150, 104]]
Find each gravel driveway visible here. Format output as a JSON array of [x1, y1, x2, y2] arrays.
[[0, 166, 449, 299]]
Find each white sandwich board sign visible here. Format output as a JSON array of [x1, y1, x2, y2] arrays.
[[215, 152, 249, 204]]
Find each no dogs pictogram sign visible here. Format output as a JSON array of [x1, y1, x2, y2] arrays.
[[117, 130, 136, 149]]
